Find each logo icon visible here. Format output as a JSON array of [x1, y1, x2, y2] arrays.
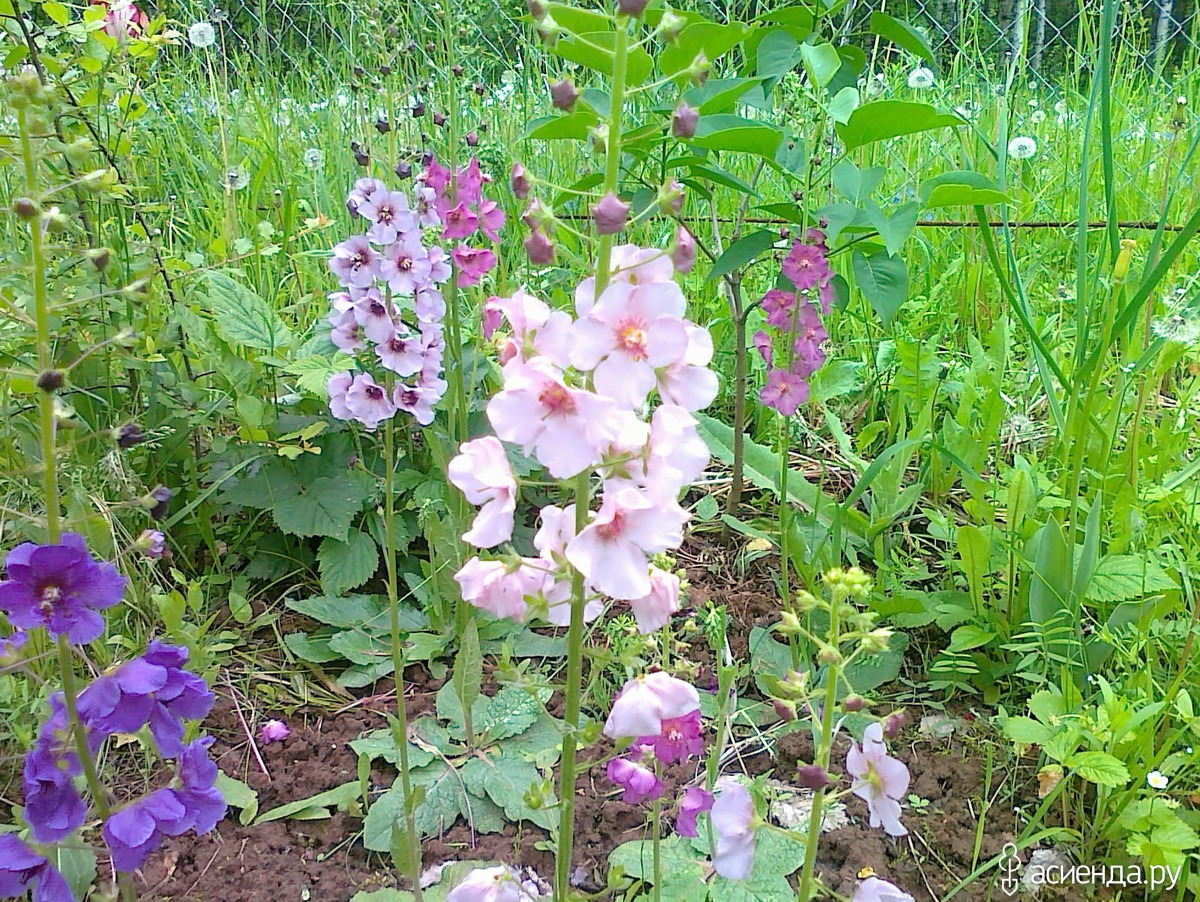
[[997, 843, 1022, 897]]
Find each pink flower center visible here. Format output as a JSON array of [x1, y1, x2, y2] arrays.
[[617, 318, 650, 360], [538, 382, 576, 415], [365, 386, 384, 401], [596, 510, 626, 541], [369, 300, 387, 317]]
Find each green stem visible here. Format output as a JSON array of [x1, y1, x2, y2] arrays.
[[794, 607, 840, 902], [384, 421, 425, 902], [652, 787, 662, 902]]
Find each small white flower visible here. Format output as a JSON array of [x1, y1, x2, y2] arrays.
[[1031, 109, 1046, 123], [1147, 771, 1169, 790], [1008, 136, 1038, 160], [225, 168, 249, 191], [188, 21, 216, 48], [1028, 98, 1039, 108], [1152, 312, 1200, 346], [302, 148, 323, 170], [907, 67, 935, 90], [1054, 99, 1069, 115]]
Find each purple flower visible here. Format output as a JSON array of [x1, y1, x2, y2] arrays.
[[712, 777, 756, 879], [524, 229, 555, 265], [380, 236, 432, 296], [637, 709, 704, 765], [510, 162, 531, 199], [846, 722, 910, 837], [593, 192, 629, 235], [482, 297, 504, 339], [376, 332, 425, 377], [259, 719, 290, 744], [752, 330, 772, 366], [172, 736, 226, 834], [852, 876, 915, 902], [791, 301, 827, 378], [345, 373, 397, 431], [672, 102, 699, 139], [761, 289, 796, 328], [781, 241, 831, 292], [795, 764, 835, 791], [23, 696, 90, 843], [0, 533, 125, 645], [0, 835, 73, 902], [606, 756, 663, 804], [675, 786, 713, 837], [759, 368, 808, 416], [1, 628, 28, 660], [670, 226, 695, 274], [103, 788, 189, 872], [347, 178, 388, 216], [77, 640, 214, 757], [453, 245, 497, 288], [329, 236, 379, 289], [136, 529, 166, 560]]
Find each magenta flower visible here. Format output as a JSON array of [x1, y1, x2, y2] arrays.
[[453, 245, 497, 288], [846, 722, 910, 837], [510, 162, 531, 199], [791, 301, 828, 378], [761, 288, 796, 328], [482, 297, 503, 339], [566, 487, 686, 600], [639, 708, 703, 764], [0, 835, 72, 902], [259, 719, 290, 744], [478, 199, 506, 242], [345, 373, 396, 430], [0, 533, 125, 644], [852, 877, 915, 902], [447, 867, 528, 902], [448, 437, 518, 548], [781, 241, 832, 291], [628, 567, 681, 634], [759, 368, 808, 416], [570, 280, 690, 409], [486, 358, 624, 479], [712, 777, 757, 880], [607, 756, 664, 804], [676, 787, 714, 837], [442, 202, 479, 240], [603, 671, 700, 740], [329, 236, 379, 289], [593, 192, 630, 235], [752, 330, 772, 366]]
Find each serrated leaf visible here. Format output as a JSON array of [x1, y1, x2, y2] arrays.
[[200, 271, 294, 352], [216, 770, 260, 826], [462, 751, 552, 829], [285, 354, 353, 396], [318, 532, 379, 596], [1085, 555, 1177, 602], [1001, 715, 1053, 746], [436, 684, 546, 742], [1068, 751, 1130, 787], [363, 763, 467, 846]]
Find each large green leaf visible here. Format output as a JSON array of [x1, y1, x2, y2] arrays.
[[363, 763, 468, 846], [692, 115, 783, 158], [659, 22, 748, 81], [851, 249, 909, 326], [318, 531, 379, 596], [918, 171, 1013, 208], [868, 12, 937, 71], [1068, 751, 1130, 787], [1085, 555, 1177, 602], [695, 414, 867, 539], [709, 229, 777, 282], [835, 101, 961, 150], [201, 271, 294, 352]]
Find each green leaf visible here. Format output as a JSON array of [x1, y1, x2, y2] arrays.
[[865, 201, 918, 257], [918, 171, 1013, 208], [216, 771, 260, 826], [835, 101, 961, 151], [1001, 715, 1054, 746], [868, 12, 937, 71], [1028, 519, 1073, 628], [956, 524, 991, 614], [1085, 555, 1177, 602], [350, 891, 414, 902], [51, 846, 96, 901], [272, 473, 366, 541], [452, 618, 484, 729], [318, 532, 379, 596], [692, 115, 783, 158], [947, 623, 995, 653], [284, 354, 353, 395], [1068, 751, 1131, 787], [200, 271, 294, 352], [709, 229, 777, 282], [799, 42, 840, 89], [550, 33, 652, 87], [851, 249, 909, 326], [255, 781, 361, 823], [680, 77, 761, 115], [524, 110, 599, 141], [659, 22, 748, 81], [43, 0, 69, 24], [436, 684, 546, 742], [827, 86, 859, 124], [363, 762, 470, 845], [462, 751, 553, 829]]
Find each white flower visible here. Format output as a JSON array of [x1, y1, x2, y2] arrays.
[[225, 168, 249, 191], [1008, 136, 1037, 160], [302, 148, 323, 170], [906, 67, 934, 90], [1152, 312, 1200, 346], [188, 21, 216, 48], [1147, 771, 1169, 790], [1054, 99, 1069, 115], [1031, 109, 1046, 123]]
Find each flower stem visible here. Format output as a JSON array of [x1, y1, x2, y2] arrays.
[[384, 420, 425, 902], [652, 786, 662, 902]]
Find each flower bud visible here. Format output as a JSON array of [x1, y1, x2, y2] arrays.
[[817, 645, 841, 665], [672, 102, 699, 138], [354, 149, 370, 167], [465, 131, 479, 147], [657, 179, 684, 216], [522, 197, 555, 232], [860, 628, 893, 655], [37, 369, 65, 392], [510, 162, 532, 199], [114, 422, 146, 449], [11, 197, 40, 219], [775, 611, 801, 635], [395, 161, 413, 180], [452, 64, 464, 77], [1112, 238, 1136, 282], [842, 694, 869, 713], [617, 0, 649, 16], [524, 228, 555, 265], [669, 225, 696, 274], [593, 192, 629, 234], [772, 699, 797, 722], [550, 79, 578, 111], [432, 111, 446, 127], [536, 14, 561, 45], [375, 117, 391, 133], [689, 51, 710, 85], [794, 764, 834, 790], [883, 710, 907, 739], [135, 529, 167, 559], [588, 123, 609, 155], [658, 9, 685, 42], [380, 64, 392, 76], [526, 0, 548, 18], [142, 485, 173, 520], [87, 247, 111, 270], [793, 589, 818, 613]]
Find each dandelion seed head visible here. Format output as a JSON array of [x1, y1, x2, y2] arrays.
[[907, 67, 934, 90], [188, 21, 216, 47], [302, 148, 323, 170], [1008, 136, 1037, 160]]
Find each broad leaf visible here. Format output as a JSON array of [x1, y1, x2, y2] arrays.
[[692, 115, 784, 158], [709, 229, 777, 282], [835, 101, 961, 150], [919, 171, 1013, 208], [868, 12, 938, 71], [318, 532, 379, 596], [851, 249, 909, 326], [201, 271, 294, 352]]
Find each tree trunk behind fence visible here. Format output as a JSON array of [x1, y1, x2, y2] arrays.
[[1030, 0, 1047, 69], [1152, 0, 1174, 70]]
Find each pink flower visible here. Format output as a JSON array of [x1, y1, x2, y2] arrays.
[[328, 309, 365, 352], [348, 178, 388, 216], [760, 368, 808, 416], [570, 280, 689, 408], [486, 358, 624, 479], [327, 372, 354, 420], [393, 381, 440, 426], [446, 866, 528, 902], [791, 301, 827, 378], [478, 199, 506, 243], [524, 228, 555, 265], [753, 330, 772, 366], [258, 720, 289, 744], [448, 437, 517, 548], [593, 192, 630, 235], [643, 405, 709, 495], [781, 241, 831, 291], [415, 287, 447, 323], [482, 297, 504, 339], [453, 245, 497, 288], [603, 671, 700, 739], [852, 877, 915, 902], [375, 331, 425, 376], [455, 557, 540, 621], [442, 202, 479, 240], [510, 162, 532, 199], [629, 566, 681, 634], [420, 158, 452, 196], [566, 487, 686, 599], [380, 236, 432, 295], [639, 709, 703, 764], [676, 787, 713, 837], [606, 756, 664, 804], [672, 102, 699, 139], [427, 247, 452, 285], [345, 373, 396, 430], [670, 226, 696, 274], [98, 0, 147, 40], [846, 722, 910, 837], [359, 190, 415, 245], [330, 236, 379, 289], [712, 777, 756, 880], [761, 288, 796, 328], [493, 289, 572, 367], [657, 325, 718, 412]]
